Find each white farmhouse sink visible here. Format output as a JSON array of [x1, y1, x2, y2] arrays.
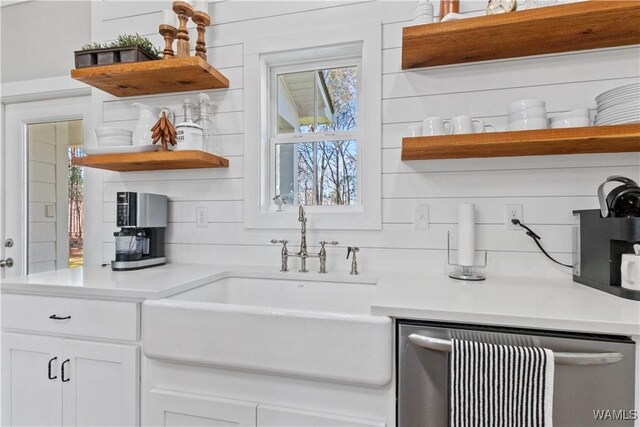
[[142, 274, 392, 387]]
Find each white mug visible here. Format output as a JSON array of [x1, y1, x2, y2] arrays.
[[472, 119, 497, 133], [451, 115, 488, 134], [406, 124, 423, 137], [621, 252, 640, 291], [422, 117, 452, 136]]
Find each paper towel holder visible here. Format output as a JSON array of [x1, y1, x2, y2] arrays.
[[447, 230, 487, 281]]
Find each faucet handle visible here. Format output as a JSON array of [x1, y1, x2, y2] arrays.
[[271, 239, 288, 245], [347, 246, 359, 259], [319, 241, 339, 248]]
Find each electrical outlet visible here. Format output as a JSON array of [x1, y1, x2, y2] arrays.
[[504, 204, 523, 230], [414, 204, 429, 229], [196, 207, 208, 228]]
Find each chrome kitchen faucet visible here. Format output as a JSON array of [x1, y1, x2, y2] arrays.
[[271, 205, 338, 273]]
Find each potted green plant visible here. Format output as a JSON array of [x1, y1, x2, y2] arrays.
[[74, 34, 162, 68]]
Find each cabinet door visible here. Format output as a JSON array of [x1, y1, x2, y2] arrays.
[[1, 332, 62, 426], [148, 389, 257, 427], [61, 339, 139, 427], [257, 404, 384, 427]]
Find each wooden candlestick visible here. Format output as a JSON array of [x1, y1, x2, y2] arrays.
[[439, 0, 460, 19], [172, 1, 194, 57], [192, 11, 211, 61], [159, 24, 177, 59]]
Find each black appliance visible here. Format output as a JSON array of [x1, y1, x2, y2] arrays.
[[573, 176, 640, 300], [112, 192, 168, 271]]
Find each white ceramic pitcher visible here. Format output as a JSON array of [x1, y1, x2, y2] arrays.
[[132, 103, 162, 146]]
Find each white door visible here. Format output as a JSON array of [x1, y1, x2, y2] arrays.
[[1, 332, 63, 426], [148, 389, 258, 427], [3, 97, 91, 277], [61, 339, 139, 427]]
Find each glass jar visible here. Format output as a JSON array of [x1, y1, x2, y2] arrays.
[[196, 93, 221, 155]]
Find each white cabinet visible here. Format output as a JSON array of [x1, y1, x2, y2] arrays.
[[2, 332, 139, 427], [257, 404, 384, 427], [1, 293, 141, 426], [146, 388, 384, 427], [148, 389, 257, 426], [61, 339, 139, 426], [1, 333, 62, 426]]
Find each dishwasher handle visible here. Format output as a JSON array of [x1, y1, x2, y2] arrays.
[[408, 334, 624, 366]]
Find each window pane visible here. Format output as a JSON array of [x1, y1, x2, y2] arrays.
[[317, 140, 357, 205], [277, 71, 315, 133], [275, 140, 357, 207], [316, 67, 357, 132], [276, 66, 357, 134]]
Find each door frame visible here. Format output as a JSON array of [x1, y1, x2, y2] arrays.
[[2, 82, 93, 276]]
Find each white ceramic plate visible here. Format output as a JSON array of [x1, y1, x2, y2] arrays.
[[596, 119, 640, 126], [595, 106, 640, 119], [597, 97, 640, 112], [595, 117, 640, 125], [595, 112, 640, 123], [595, 83, 640, 103], [84, 145, 158, 155]]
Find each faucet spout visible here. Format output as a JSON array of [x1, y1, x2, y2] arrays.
[[298, 205, 308, 257]]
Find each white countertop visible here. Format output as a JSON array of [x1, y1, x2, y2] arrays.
[[0, 264, 227, 301], [372, 272, 640, 336], [2, 264, 639, 336]]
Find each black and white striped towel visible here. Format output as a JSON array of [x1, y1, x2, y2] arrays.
[[450, 339, 554, 427]]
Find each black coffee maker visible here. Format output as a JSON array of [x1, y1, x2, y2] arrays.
[[573, 176, 640, 301]]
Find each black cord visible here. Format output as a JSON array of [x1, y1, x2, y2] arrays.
[[511, 219, 572, 268]]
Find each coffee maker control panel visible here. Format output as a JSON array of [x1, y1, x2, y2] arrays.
[[117, 192, 137, 227]]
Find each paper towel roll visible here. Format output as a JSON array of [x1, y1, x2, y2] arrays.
[[458, 203, 475, 266]]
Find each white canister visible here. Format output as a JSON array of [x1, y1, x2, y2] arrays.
[[175, 122, 204, 150]]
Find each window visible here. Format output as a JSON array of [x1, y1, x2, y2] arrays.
[[244, 23, 382, 230], [272, 63, 360, 207]]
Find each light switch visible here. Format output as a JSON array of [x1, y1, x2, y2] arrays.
[[45, 204, 55, 218]]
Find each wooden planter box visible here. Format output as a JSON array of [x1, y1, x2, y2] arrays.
[[74, 46, 157, 69]]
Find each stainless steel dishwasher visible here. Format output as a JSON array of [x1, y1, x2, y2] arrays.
[[398, 321, 636, 427]]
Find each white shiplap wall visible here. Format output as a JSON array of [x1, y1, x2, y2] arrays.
[[89, 0, 640, 278]]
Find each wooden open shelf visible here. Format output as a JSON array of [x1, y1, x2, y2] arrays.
[[70, 56, 229, 97], [401, 124, 640, 160], [402, 1, 640, 69], [72, 150, 229, 171]]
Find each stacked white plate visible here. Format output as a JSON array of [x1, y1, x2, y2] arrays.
[[95, 127, 133, 147], [594, 83, 640, 126]]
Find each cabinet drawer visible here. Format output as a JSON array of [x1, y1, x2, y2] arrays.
[[1, 294, 139, 341]]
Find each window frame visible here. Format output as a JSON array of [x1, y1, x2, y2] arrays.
[[268, 57, 363, 208], [244, 22, 382, 230]]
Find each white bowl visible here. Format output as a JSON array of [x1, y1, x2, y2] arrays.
[[507, 99, 546, 115], [97, 137, 133, 147], [508, 107, 547, 122], [550, 117, 590, 128], [507, 118, 548, 131], [95, 127, 133, 139], [550, 108, 590, 121]]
